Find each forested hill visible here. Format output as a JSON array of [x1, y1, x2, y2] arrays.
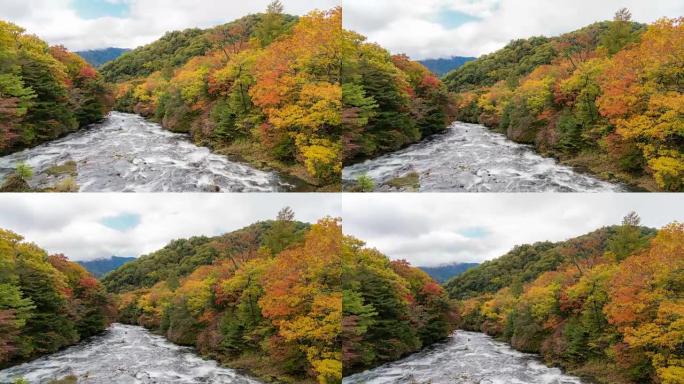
[[105, 5, 342, 189], [448, 215, 684, 384], [100, 13, 296, 83], [446, 223, 656, 299], [107, 211, 339, 383], [0, 229, 115, 368], [76, 48, 130, 68], [102, 219, 309, 293], [444, 12, 683, 191], [0, 21, 112, 155], [443, 20, 645, 92], [342, 238, 455, 375], [419, 56, 475, 76]]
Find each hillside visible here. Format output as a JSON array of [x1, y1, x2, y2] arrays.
[[105, 211, 338, 383], [103, 219, 309, 293], [342, 37, 452, 164], [100, 13, 296, 83], [342, 238, 455, 375], [0, 229, 115, 368], [106, 6, 341, 189], [447, 215, 684, 384], [445, 13, 683, 191], [76, 48, 130, 67], [0, 21, 112, 156], [418, 262, 479, 283], [419, 56, 475, 76], [446, 224, 656, 299], [77, 256, 136, 277]]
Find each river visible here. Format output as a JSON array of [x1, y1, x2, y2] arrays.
[[343, 331, 584, 384], [343, 122, 625, 192], [0, 323, 262, 384], [0, 112, 289, 192]]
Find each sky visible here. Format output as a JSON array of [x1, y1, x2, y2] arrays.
[[0, 0, 340, 51], [0, 194, 341, 261], [344, 0, 684, 59], [343, 194, 684, 267]]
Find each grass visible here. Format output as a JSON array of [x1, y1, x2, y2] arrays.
[[46, 161, 77, 177], [216, 139, 340, 192], [213, 352, 317, 384], [387, 172, 420, 191], [560, 151, 657, 191]]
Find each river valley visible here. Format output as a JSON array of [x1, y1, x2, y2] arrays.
[[343, 122, 625, 192], [343, 330, 584, 384], [0, 324, 262, 384], [0, 112, 289, 192]]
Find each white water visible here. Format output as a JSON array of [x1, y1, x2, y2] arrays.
[[343, 331, 584, 384], [0, 112, 288, 192], [343, 122, 624, 192], [0, 324, 262, 384]]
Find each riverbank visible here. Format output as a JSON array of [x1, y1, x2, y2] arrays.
[[123, 109, 340, 192]]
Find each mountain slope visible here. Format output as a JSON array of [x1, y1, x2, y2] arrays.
[[0, 20, 112, 156], [106, 8, 342, 189], [447, 216, 684, 384], [76, 48, 130, 67], [419, 56, 475, 76], [419, 262, 479, 283], [77, 256, 136, 277], [444, 15, 683, 191], [102, 220, 309, 293], [100, 13, 297, 83], [109, 215, 338, 383], [342, 238, 455, 375], [446, 225, 655, 300], [0, 229, 114, 368]]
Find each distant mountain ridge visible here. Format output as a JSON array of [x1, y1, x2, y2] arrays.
[[75, 47, 131, 67], [77, 256, 136, 277], [419, 56, 476, 76], [419, 262, 479, 283]]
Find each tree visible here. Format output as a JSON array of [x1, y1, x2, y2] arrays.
[[607, 212, 649, 261], [255, 1, 286, 47], [601, 8, 636, 55]]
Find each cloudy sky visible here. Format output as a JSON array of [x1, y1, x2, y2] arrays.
[[344, 0, 684, 59], [343, 194, 684, 267], [0, 0, 339, 51], [0, 194, 341, 261]]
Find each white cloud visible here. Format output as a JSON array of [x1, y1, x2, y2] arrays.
[[343, 0, 684, 59], [342, 194, 684, 267], [0, 194, 341, 261], [0, 0, 340, 50]]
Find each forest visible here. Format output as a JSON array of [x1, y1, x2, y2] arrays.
[[0, 229, 115, 368], [445, 12, 684, 191], [341, 31, 452, 163], [342, 236, 455, 375], [103, 210, 341, 384], [447, 215, 684, 384], [0, 21, 112, 156], [105, 4, 342, 190]]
